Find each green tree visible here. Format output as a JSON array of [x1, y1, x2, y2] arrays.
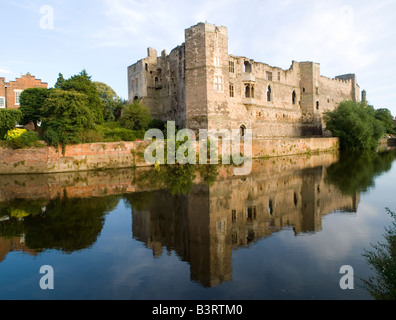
[[374, 108, 395, 134], [324, 100, 385, 151], [58, 70, 104, 124], [54, 73, 65, 89], [0, 109, 22, 140], [93, 81, 126, 121], [119, 100, 152, 131], [19, 87, 50, 131], [41, 89, 95, 151]]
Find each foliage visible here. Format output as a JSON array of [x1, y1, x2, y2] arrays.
[[19, 87, 49, 131], [119, 100, 152, 131], [0, 109, 22, 139], [93, 81, 126, 122], [7, 130, 44, 149], [54, 73, 65, 89], [324, 100, 385, 151], [41, 89, 95, 151], [4, 128, 27, 141], [362, 208, 396, 300], [325, 150, 395, 196], [57, 70, 104, 125], [374, 108, 395, 135]]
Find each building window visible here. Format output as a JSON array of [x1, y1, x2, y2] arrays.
[[316, 101, 320, 110], [244, 84, 254, 98], [266, 71, 273, 81], [229, 61, 235, 73], [0, 97, 5, 108], [247, 206, 257, 221], [15, 90, 23, 105], [292, 90, 296, 105], [214, 75, 223, 92], [229, 84, 234, 97], [240, 125, 246, 137], [145, 63, 148, 71], [315, 87, 319, 95], [214, 56, 220, 66], [232, 210, 237, 223], [244, 61, 252, 73], [267, 85, 272, 102]]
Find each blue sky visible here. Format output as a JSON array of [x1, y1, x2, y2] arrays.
[[1, 0, 396, 116]]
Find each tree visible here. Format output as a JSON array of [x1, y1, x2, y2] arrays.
[[93, 81, 126, 121], [58, 70, 104, 125], [119, 100, 152, 131], [324, 100, 385, 151], [41, 89, 95, 151], [0, 109, 22, 139], [54, 73, 65, 89], [19, 87, 50, 132], [374, 108, 395, 134]]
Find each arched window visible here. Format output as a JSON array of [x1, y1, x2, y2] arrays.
[[245, 85, 250, 98], [292, 90, 296, 105], [244, 61, 252, 73], [240, 125, 246, 137], [267, 85, 272, 102]]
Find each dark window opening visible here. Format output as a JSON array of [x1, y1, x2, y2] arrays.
[[232, 210, 236, 223], [240, 125, 246, 137], [244, 61, 252, 73], [268, 200, 274, 215], [247, 207, 257, 221], [145, 63, 148, 71], [292, 91, 296, 105], [316, 101, 320, 110], [267, 85, 272, 102], [294, 193, 298, 206], [303, 88, 306, 93]]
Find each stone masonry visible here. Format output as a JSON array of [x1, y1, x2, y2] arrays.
[[128, 22, 362, 138]]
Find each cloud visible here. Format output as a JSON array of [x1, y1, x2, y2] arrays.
[[0, 68, 13, 75]]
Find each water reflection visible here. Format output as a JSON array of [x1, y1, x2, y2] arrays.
[[362, 207, 396, 300], [0, 151, 395, 290]]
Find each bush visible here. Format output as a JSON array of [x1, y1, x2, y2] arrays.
[[119, 100, 152, 131], [5, 129, 44, 149], [0, 109, 22, 139], [324, 100, 385, 151]]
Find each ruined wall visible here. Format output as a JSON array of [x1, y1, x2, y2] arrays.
[[128, 22, 360, 139]]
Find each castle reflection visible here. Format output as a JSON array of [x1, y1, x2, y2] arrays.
[[130, 153, 360, 287], [0, 152, 364, 288]]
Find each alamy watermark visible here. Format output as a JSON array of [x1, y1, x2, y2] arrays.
[[144, 122, 253, 176], [39, 265, 54, 290], [339, 265, 354, 290], [40, 5, 54, 30]]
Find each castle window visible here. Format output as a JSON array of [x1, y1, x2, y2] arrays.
[[303, 88, 306, 93], [244, 61, 252, 73], [251, 85, 255, 98], [316, 101, 320, 110], [315, 87, 319, 95], [240, 125, 246, 137], [145, 63, 148, 71], [214, 75, 223, 92], [229, 84, 234, 97], [229, 61, 235, 73], [0, 97, 5, 108], [247, 206, 257, 221], [267, 85, 272, 102], [214, 56, 220, 66], [266, 71, 273, 81], [245, 84, 250, 98], [14, 90, 23, 105], [292, 90, 296, 105], [268, 200, 274, 215], [232, 210, 237, 223]]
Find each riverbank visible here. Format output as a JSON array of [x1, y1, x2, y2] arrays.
[[0, 137, 339, 174]]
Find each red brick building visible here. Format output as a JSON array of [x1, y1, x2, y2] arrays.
[[0, 73, 48, 110]]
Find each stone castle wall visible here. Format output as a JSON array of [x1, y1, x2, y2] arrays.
[[128, 22, 360, 138]]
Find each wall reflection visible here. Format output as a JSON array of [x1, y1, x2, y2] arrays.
[[3, 151, 394, 289]]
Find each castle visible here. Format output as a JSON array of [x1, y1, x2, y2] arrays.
[[128, 22, 361, 138]]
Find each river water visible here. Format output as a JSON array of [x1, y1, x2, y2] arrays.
[[0, 150, 395, 300]]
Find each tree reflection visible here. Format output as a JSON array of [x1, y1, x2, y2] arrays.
[[0, 195, 121, 253], [325, 150, 395, 195], [362, 208, 396, 300]]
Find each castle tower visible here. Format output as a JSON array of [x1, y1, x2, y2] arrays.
[[184, 23, 229, 132]]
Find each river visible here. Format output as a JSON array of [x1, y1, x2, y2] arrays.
[[0, 150, 395, 300]]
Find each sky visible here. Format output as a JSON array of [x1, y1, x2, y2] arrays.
[[1, 0, 396, 116]]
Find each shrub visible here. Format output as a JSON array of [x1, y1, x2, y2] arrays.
[[5, 129, 43, 149], [0, 109, 22, 139], [119, 100, 152, 131], [324, 100, 385, 151]]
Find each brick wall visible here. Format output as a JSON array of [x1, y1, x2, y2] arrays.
[[0, 73, 48, 110]]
